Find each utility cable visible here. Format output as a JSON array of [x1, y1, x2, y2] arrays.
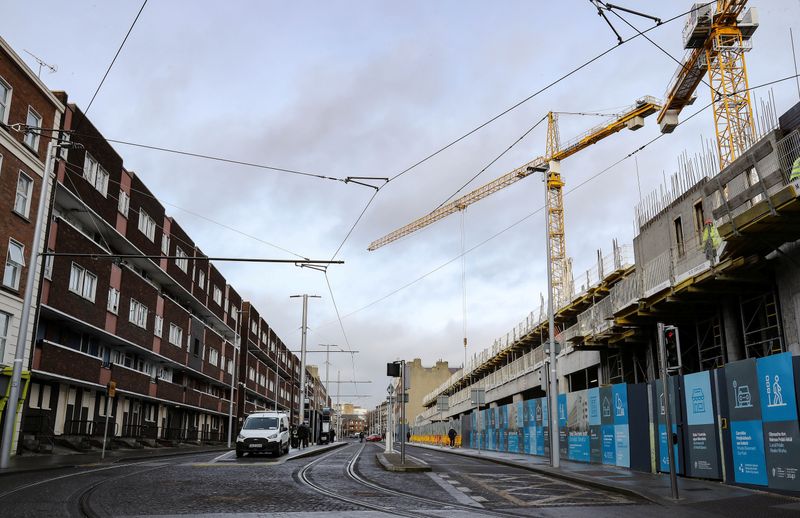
[[60, 160, 311, 261], [436, 115, 547, 209], [385, 1, 714, 185], [317, 72, 799, 326], [79, 0, 148, 123]]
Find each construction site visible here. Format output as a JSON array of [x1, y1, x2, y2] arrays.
[[371, 1, 800, 493]]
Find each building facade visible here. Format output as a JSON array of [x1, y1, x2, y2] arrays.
[[0, 36, 329, 456], [0, 36, 64, 453]]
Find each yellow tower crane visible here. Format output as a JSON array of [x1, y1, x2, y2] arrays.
[[368, 96, 661, 305], [658, 1, 759, 169]]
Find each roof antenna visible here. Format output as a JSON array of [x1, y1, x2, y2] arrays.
[[23, 49, 58, 78]]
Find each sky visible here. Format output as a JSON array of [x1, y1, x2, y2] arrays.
[[4, 1, 800, 409]]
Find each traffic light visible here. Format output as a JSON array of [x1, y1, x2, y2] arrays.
[[107, 381, 117, 398], [663, 325, 682, 372]]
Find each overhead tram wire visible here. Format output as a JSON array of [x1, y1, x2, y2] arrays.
[[324, 2, 714, 260], [322, 271, 359, 395], [76, 0, 149, 125], [316, 73, 800, 326], [385, 1, 715, 185], [59, 159, 312, 260], [437, 114, 547, 209], [24, 126, 347, 184]]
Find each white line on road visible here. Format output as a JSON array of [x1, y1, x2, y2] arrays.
[[425, 472, 484, 508]]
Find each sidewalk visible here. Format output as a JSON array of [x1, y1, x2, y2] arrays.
[[409, 442, 770, 506], [0, 442, 230, 477]]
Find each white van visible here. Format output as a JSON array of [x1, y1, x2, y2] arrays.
[[236, 411, 290, 458]]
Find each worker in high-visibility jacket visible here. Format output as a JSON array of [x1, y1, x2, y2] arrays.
[[702, 218, 721, 262], [790, 155, 800, 186]]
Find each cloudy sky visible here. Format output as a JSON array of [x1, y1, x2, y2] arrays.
[[4, 1, 800, 408]]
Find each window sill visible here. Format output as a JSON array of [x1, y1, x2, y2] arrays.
[[0, 284, 22, 297], [11, 209, 32, 223]]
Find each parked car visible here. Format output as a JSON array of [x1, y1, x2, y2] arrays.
[[365, 433, 382, 442], [236, 411, 290, 458]]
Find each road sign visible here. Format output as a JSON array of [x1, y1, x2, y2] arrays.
[[437, 395, 449, 411], [387, 384, 395, 395]]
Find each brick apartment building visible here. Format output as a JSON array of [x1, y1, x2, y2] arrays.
[[0, 36, 329, 455], [0, 37, 65, 453]]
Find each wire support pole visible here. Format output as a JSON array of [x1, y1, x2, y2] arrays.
[[0, 141, 58, 469], [543, 174, 560, 469], [291, 295, 321, 429]]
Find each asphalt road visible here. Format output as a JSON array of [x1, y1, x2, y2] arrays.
[[1, 441, 799, 517]]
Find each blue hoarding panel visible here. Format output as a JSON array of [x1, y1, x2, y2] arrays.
[[659, 423, 681, 474], [588, 387, 601, 426], [612, 384, 629, 425], [684, 371, 715, 426], [569, 435, 590, 462], [756, 352, 798, 423], [615, 424, 630, 468], [601, 425, 616, 465], [731, 419, 768, 486]]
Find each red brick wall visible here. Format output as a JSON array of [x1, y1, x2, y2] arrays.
[[38, 343, 101, 384], [126, 174, 164, 258], [47, 221, 112, 329], [164, 218, 193, 292], [115, 267, 158, 347]]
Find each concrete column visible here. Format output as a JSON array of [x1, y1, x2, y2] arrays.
[[512, 393, 523, 405]]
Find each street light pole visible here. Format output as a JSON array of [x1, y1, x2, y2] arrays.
[[544, 170, 560, 469], [227, 312, 243, 449], [1, 140, 58, 469], [290, 295, 320, 430]]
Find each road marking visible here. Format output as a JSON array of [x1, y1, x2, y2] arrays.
[[210, 450, 234, 463], [472, 496, 488, 502], [425, 472, 484, 508]]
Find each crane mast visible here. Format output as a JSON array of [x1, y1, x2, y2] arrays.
[[658, 1, 758, 169]]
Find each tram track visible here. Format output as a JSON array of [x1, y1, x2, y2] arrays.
[[296, 441, 529, 518], [0, 450, 217, 518]]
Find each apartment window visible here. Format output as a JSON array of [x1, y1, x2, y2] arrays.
[[251, 321, 257, 335], [192, 337, 201, 356], [674, 216, 685, 257], [83, 153, 109, 196], [154, 315, 163, 337], [248, 367, 255, 381], [175, 246, 188, 273], [230, 306, 238, 324], [161, 234, 170, 255], [227, 359, 234, 375], [23, 107, 41, 150], [118, 190, 130, 216], [168, 323, 183, 347], [0, 77, 10, 124], [209, 348, 219, 367], [107, 287, 120, 314], [14, 171, 33, 218], [213, 286, 222, 305], [0, 311, 10, 359], [157, 366, 173, 383], [128, 298, 148, 328], [69, 263, 97, 301], [197, 270, 205, 290], [137, 209, 156, 242], [258, 373, 266, 386], [3, 240, 25, 290]]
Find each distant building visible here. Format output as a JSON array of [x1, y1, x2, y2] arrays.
[[392, 358, 458, 434]]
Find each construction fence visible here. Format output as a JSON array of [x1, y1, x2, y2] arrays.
[[443, 352, 800, 493]]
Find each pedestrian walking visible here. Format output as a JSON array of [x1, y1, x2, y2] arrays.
[[299, 422, 309, 449], [290, 423, 299, 449], [447, 426, 457, 448], [406, 430, 411, 443], [359, 431, 364, 443]]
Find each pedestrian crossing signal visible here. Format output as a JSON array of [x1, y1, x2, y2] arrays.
[[107, 381, 117, 398]]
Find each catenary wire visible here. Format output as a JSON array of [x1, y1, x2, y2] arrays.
[[78, 0, 149, 123], [317, 73, 799, 326], [326, 2, 714, 260], [60, 159, 312, 261], [384, 1, 714, 185], [436, 114, 548, 209]]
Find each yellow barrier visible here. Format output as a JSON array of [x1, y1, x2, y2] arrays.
[[409, 434, 461, 447]]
